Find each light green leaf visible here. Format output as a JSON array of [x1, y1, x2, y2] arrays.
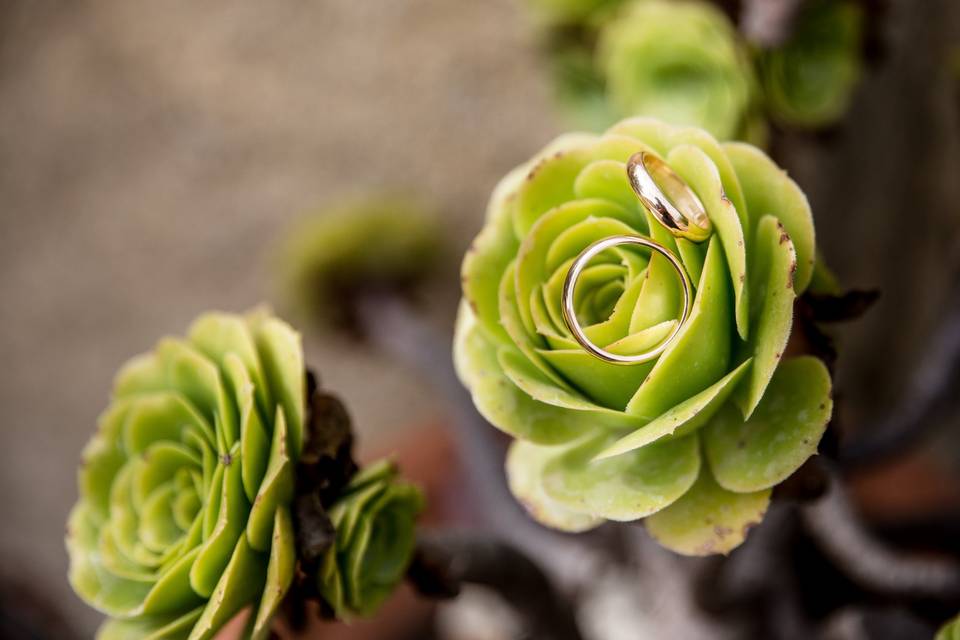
[[97, 607, 203, 640], [453, 306, 585, 445], [596, 359, 752, 459], [668, 144, 749, 339], [249, 312, 305, 458], [645, 466, 771, 556], [246, 408, 294, 552], [188, 536, 267, 640], [541, 434, 701, 521], [705, 356, 832, 492], [627, 236, 732, 420], [734, 215, 797, 418], [251, 507, 296, 640], [723, 142, 815, 292], [506, 440, 603, 533]]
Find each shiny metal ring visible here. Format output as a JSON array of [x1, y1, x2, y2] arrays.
[[627, 151, 712, 242], [562, 235, 693, 365]]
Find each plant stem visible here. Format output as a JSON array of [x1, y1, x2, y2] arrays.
[[408, 531, 585, 640], [801, 465, 960, 600]]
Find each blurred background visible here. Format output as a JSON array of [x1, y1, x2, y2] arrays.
[[0, 0, 958, 638]]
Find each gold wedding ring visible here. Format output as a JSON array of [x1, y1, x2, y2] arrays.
[[627, 151, 712, 242], [561, 235, 692, 365]]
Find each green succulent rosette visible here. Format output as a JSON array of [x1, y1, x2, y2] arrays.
[[277, 196, 439, 329], [597, 0, 761, 141], [455, 117, 833, 555], [67, 310, 305, 639], [318, 460, 424, 618], [758, 0, 864, 128]]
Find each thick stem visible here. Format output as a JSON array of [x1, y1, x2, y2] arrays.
[[801, 465, 960, 600], [408, 531, 585, 640]]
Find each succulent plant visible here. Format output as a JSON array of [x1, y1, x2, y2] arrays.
[[455, 117, 833, 555], [276, 196, 440, 331], [318, 459, 424, 618], [758, 0, 864, 128], [597, 0, 761, 141], [67, 309, 426, 637], [67, 310, 305, 638]]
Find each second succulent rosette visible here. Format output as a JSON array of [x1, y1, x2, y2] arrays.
[[456, 117, 833, 555], [597, 0, 760, 141]]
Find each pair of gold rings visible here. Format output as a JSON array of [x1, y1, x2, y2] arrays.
[[560, 152, 711, 365]]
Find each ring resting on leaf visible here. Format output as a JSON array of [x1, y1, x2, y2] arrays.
[[561, 151, 705, 364], [562, 235, 692, 365]]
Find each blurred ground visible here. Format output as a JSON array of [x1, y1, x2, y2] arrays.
[[0, 0, 957, 637]]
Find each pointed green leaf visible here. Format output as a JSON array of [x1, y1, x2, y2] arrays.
[[249, 313, 305, 458], [188, 536, 267, 640], [251, 507, 296, 640], [627, 236, 732, 419], [735, 214, 797, 418], [246, 409, 294, 552], [723, 142, 815, 292], [668, 144, 749, 339], [596, 359, 752, 459]]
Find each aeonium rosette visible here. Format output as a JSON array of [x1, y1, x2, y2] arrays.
[[68, 310, 305, 639], [455, 117, 833, 555], [67, 310, 424, 638]]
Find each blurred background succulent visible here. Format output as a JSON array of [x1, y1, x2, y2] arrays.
[[275, 196, 441, 333], [598, 0, 761, 140], [532, 0, 868, 139], [456, 117, 832, 555], [757, 0, 865, 129]]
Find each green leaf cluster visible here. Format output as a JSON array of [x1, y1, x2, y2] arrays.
[[758, 0, 865, 128], [67, 310, 304, 639], [455, 117, 833, 555], [318, 460, 424, 618]]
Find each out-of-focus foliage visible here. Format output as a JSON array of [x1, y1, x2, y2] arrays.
[[276, 196, 440, 329], [455, 117, 832, 555], [531, 0, 865, 137], [597, 0, 760, 140], [758, 0, 865, 128]]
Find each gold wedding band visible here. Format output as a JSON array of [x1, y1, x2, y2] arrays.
[[627, 151, 712, 242], [561, 235, 692, 365]]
